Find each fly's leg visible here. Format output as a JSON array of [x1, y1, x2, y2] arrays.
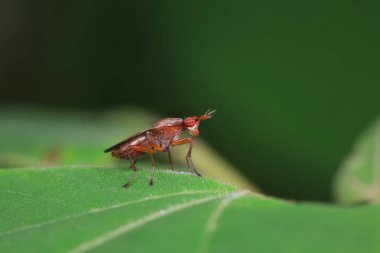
[[186, 139, 202, 177], [130, 158, 139, 168], [122, 149, 138, 189], [146, 141, 156, 186], [170, 138, 202, 177], [120, 144, 162, 189], [149, 153, 156, 186], [167, 147, 174, 171], [127, 143, 163, 186]]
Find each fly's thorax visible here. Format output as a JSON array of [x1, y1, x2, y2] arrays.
[[148, 127, 182, 150]]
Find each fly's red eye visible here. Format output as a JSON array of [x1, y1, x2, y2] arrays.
[[183, 117, 196, 127]]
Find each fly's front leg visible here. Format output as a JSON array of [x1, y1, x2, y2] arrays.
[[170, 138, 202, 177], [186, 139, 202, 177]]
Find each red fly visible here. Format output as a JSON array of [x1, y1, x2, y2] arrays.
[[104, 109, 215, 188]]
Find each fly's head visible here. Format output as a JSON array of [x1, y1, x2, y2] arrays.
[[182, 109, 216, 136]]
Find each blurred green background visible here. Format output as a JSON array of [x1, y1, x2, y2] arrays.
[[1, 0, 380, 201]]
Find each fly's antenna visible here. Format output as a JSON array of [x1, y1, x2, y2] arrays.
[[198, 109, 216, 121], [207, 109, 216, 116]]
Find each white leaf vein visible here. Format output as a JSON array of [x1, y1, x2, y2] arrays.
[[196, 191, 249, 253], [69, 193, 227, 253], [0, 190, 220, 237]]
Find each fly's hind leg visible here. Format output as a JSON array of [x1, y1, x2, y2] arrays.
[[129, 158, 139, 168], [149, 153, 156, 186], [122, 150, 138, 189], [146, 141, 157, 186], [123, 144, 161, 187]]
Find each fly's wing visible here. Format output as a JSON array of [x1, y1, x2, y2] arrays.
[[104, 130, 149, 153], [105, 118, 183, 153], [151, 118, 183, 128]]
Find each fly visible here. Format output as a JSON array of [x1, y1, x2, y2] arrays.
[[104, 109, 215, 188]]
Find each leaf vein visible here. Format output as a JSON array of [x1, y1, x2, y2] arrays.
[[196, 191, 249, 253], [68, 193, 229, 253], [0, 190, 220, 237]]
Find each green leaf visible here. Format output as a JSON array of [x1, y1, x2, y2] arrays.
[[334, 118, 380, 204], [1, 167, 379, 253]]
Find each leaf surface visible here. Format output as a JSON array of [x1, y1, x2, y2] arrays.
[[1, 167, 379, 253]]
